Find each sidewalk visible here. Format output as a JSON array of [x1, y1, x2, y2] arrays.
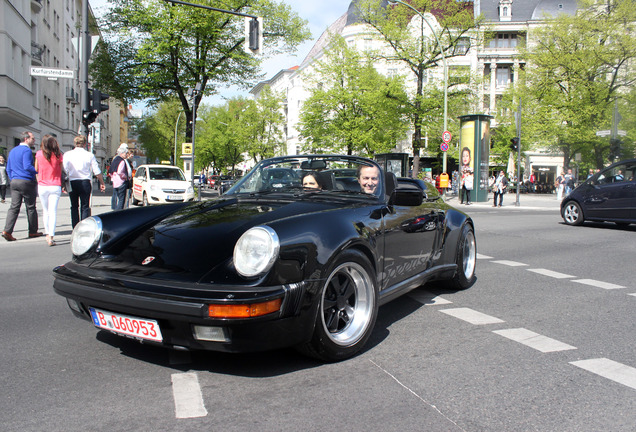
[[444, 191, 562, 211]]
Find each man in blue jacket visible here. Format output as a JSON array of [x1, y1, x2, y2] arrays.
[[2, 131, 42, 241]]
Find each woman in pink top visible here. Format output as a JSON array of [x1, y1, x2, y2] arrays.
[[35, 135, 63, 246]]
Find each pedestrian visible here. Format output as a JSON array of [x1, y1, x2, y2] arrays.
[[492, 170, 508, 207], [587, 169, 594, 179], [564, 168, 574, 195], [108, 144, 130, 210], [125, 148, 134, 207], [555, 171, 565, 201], [0, 154, 8, 203], [462, 169, 474, 205], [2, 131, 42, 241], [63, 135, 106, 228], [34, 135, 63, 246]]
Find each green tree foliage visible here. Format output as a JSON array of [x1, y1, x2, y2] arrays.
[[90, 0, 310, 140], [298, 36, 409, 157], [136, 98, 183, 165], [354, 0, 480, 170], [245, 85, 286, 161], [516, 0, 636, 168]]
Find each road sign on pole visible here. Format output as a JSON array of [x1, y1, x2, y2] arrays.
[[30, 67, 74, 79], [440, 142, 449, 152], [442, 131, 452, 143]]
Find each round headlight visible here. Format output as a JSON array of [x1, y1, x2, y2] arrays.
[[233, 226, 280, 277], [71, 216, 102, 256]]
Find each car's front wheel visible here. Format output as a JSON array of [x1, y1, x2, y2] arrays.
[[562, 201, 584, 226], [142, 192, 149, 206], [450, 223, 477, 290], [299, 250, 378, 362]]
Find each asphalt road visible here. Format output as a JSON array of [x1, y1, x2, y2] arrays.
[[1, 189, 634, 431]]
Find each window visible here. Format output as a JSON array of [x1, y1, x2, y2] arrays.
[[489, 33, 518, 49], [496, 66, 512, 87]]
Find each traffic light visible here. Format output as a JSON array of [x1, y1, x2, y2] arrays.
[[510, 137, 519, 151], [91, 89, 109, 115], [609, 138, 622, 160], [82, 110, 97, 127], [244, 17, 263, 54]]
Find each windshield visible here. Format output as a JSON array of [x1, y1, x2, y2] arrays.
[[149, 167, 186, 181], [225, 155, 384, 198]]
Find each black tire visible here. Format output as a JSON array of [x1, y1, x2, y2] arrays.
[[131, 194, 139, 206], [299, 250, 378, 362], [449, 224, 477, 290], [142, 192, 149, 206], [562, 201, 584, 226]]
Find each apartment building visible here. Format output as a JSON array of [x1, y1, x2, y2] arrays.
[[0, 0, 120, 167]]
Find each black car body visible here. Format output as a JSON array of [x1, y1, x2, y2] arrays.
[[561, 159, 636, 226], [53, 155, 476, 361]]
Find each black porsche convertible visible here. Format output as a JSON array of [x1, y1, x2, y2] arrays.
[[53, 155, 476, 361]]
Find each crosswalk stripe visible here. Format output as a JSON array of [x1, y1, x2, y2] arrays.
[[493, 328, 577, 353], [440, 307, 505, 325], [571, 279, 626, 290], [408, 291, 452, 305], [477, 253, 493, 259], [570, 358, 636, 391], [527, 268, 575, 279], [491, 260, 528, 267], [171, 372, 208, 418]]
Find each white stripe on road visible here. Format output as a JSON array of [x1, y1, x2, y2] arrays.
[[527, 268, 575, 279], [629, 293, 636, 297], [570, 358, 636, 391], [477, 253, 493, 259], [493, 328, 577, 353], [440, 308, 505, 325], [491, 260, 528, 267], [408, 291, 452, 305], [571, 279, 626, 290], [171, 372, 208, 419]]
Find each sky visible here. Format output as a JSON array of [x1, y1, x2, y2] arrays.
[[90, 0, 348, 110]]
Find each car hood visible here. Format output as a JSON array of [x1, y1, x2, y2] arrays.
[[86, 197, 358, 284]]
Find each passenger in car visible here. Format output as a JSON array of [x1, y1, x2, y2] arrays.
[[302, 172, 324, 190]]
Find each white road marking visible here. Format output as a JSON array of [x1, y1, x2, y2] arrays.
[[571, 279, 626, 290], [570, 358, 636, 391], [477, 253, 493, 259], [440, 307, 505, 325], [408, 291, 452, 305], [171, 372, 208, 418], [527, 268, 575, 279], [491, 260, 528, 267], [493, 328, 577, 353], [629, 293, 636, 297]]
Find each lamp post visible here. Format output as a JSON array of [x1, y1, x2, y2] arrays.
[[388, 0, 449, 174], [188, 83, 203, 200], [174, 111, 183, 166]]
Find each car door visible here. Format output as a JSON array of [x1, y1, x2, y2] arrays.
[[583, 162, 635, 221], [380, 184, 440, 290], [132, 166, 146, 201]]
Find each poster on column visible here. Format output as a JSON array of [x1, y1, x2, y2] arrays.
[[459, 121, 475, 178]]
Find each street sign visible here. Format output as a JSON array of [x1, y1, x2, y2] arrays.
[[442, 130, 452, 143], [596, 130, 611, 137], [182, 143, 192, 155], [440, 142, 449, 152], [30, 67, 74, 79]]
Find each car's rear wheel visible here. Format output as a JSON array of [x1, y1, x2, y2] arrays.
[[131, 193, 139, 206], [299, 250, 377, 362], [562, 201, 583, 226], [142, 192, 149, 206], [450, 224, 477, 290]]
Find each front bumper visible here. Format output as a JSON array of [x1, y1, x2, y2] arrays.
[[52, 264, 317, 353]]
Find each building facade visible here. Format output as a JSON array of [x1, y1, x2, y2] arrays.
[[0, 0, 121, 167]]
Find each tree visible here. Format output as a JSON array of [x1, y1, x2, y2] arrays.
[[354, 0, 479, 175], [136, 98, 183, 164], [298, 36, 409, 157], [90, 0, 310, 140], [518, 0, 636, 168], [244, 85, 287, 161]]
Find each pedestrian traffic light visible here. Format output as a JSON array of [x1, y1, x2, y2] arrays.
[[91, 89, 109, 115], [510, 137, 519, 151], [82, 110, 97, 127], [244, 16, 263, 54]]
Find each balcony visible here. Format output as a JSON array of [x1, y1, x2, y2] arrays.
[[31, 42, 43, 66], [31, 0, 42, 13]]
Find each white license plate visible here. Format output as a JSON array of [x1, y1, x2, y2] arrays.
[[166, 195, 183, 201], [89, 308, 163, 342]]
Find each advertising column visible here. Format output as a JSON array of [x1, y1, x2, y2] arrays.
[[458, 114, 493, 202]]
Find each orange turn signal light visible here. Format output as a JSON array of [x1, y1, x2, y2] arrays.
[[208, 298, 283, 318]]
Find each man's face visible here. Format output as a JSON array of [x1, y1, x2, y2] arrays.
[[27, 134, 35, 144], [359, 166, 380, 194]]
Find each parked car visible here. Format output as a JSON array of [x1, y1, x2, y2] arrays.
[[53, 155, 476, 362], [561, 158, 636, 226], [130, 164, 195, 206], [218, 176, 238, 195]]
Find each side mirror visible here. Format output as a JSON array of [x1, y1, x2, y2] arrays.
[[391, 186, 424, 206]]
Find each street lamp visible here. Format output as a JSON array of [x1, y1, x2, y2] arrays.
[[388, 0, 449, 174]]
